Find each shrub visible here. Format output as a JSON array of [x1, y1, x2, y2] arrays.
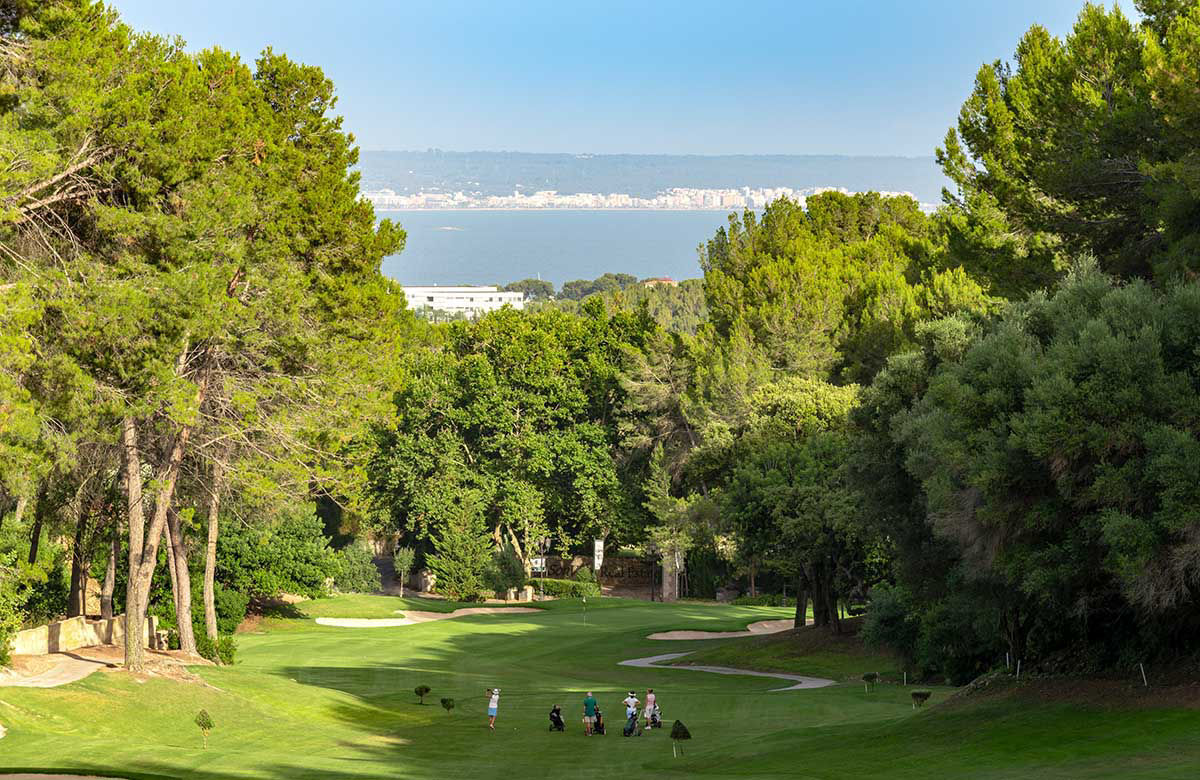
[[528, 577, 599, 598], [195, 709, 214, 748], [217, 504, 338, 599], [862, 672, 879, 693], [415, 685, 431, 704], [195, 632, 238, 665], [911, 690, 932, 708], [861, 584, 919, 663], [334, 541, 381, 594], [915, 592, 1003, 685], [670, 719, 691, 756], [393, 546, 416, 596], [485, 543, 526, 596], [731, 594, 796, 607], [440, 697, 455, 714], [574, 566, 596, 583], [20, 549, 69, 624], [0, 555, 22, 667], [213, 584, 250, 634]]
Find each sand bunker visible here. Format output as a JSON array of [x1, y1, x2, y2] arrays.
[[315, 607, 540, 628], [619, 651, 834, 691], [647, 618, 795, 640]]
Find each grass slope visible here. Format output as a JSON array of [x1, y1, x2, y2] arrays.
[[0, 596, 1196, 779], [669, 617, 900, 682]]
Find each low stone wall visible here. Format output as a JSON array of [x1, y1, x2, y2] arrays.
[[9, 614, 161, 656]]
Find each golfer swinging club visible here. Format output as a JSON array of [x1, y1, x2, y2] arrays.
[[487, 687, 500, 730]]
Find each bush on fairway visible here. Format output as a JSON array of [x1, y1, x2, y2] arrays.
[[863, 672, 879, 692], [194, 709, 214, 748], [415, 685, 431, 704], [195, 632, 237, 665], [912, 690, 932, 708], [670, 720, 691, 756], [441, 697, 455, 714]]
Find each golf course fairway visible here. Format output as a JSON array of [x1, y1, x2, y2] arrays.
[[0, 596, 1197, 779]]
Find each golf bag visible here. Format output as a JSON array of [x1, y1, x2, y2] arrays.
[[648, 704, 662, 729], [549, 707, 565, 732], [623, 711, 641, 737], [594, 707, 606, 735]]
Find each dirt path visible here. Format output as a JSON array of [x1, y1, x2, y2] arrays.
[[0, 654, 115, 689], [618, 651, 834, 691], [646, 618, 795, 640], [314, 606, 541, 628]]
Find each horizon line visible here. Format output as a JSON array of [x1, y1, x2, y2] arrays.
[[358, 149, 939, 160]]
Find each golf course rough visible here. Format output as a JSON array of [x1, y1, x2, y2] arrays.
[[0, 596, 1197, 779]]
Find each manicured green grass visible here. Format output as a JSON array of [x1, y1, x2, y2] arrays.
[[1, 597, 1196, 779]]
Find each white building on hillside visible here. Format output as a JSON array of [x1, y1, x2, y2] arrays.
[[401, 285, 525, 320]]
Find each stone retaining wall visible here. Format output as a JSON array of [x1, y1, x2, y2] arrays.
[[9, 614, 161, 656]]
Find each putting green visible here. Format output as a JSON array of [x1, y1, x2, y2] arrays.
[[0, 596, 1196, 779]]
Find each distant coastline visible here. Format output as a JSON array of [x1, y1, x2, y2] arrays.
[[375, 207, 735, 213]]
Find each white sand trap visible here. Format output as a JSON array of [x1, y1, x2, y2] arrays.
[[647, 618, 795, 640], [619, 651, 834, 691], [315, 618, 416, 627], [316, 607, 540, 628]]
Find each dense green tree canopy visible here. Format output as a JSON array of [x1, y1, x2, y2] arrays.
[[938, 1, 1200, 292]]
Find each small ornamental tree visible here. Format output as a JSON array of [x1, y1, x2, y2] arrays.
[[862, 672, 879, 694], [670, 719, 691, 757], [393, 546, 416, 597], [911, 690, 932, 709], [415, 685, 432, 704], [194, 709, 214, 749], [440, 697, 455, 715]]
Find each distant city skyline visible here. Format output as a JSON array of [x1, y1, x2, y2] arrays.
[[108, 0, 1091, 157], [365, 185, 935, 213]]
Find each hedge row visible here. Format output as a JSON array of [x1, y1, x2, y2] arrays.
[[527, 578, 601, 598], [731, 594, 796, 607]]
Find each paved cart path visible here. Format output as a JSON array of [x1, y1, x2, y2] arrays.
[[618, 651, 835, 691]]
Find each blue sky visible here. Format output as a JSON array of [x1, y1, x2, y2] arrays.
[[109, 0, 1096, 157]]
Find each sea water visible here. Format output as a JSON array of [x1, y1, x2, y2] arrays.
[[378, 209, 732, 287]]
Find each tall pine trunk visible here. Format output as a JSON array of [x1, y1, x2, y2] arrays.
[[67, 510, 90, 617], [101, 523, 117, 621], [122, 416, 148, 671], [167, 508, 198, 655], [202, 453, 226, 642], [10, 494, 28, 531], [27, 511, 43, 564], [164, 522, 180, 628]]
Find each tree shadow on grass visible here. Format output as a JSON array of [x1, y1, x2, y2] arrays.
[[251, 597, 308, 619]]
